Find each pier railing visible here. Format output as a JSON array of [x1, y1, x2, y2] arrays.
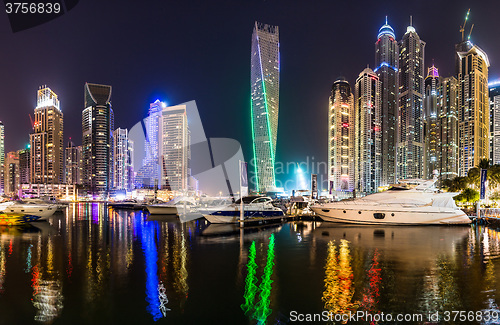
[[477, 208, 500, 220]]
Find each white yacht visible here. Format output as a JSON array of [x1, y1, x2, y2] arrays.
[[202, 196, 285, 224], [0, 201, 57, 220], [146, 197, 197, 215], [311, 180, 471, 225]]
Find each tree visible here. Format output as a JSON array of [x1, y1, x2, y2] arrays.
[[454, 188, 479, 204]]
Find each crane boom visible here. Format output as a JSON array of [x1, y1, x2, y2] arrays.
[[468, 24, 474, 40], [460, 9, 470, 41]]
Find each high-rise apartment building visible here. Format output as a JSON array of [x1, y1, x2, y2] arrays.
[[438, 76, 459, 179], [137, 100, 163, 188], [423, 66, 459, 180], [4, 151, 19, 196], [65, 141, 82, 185], [489, 81, 500, 165], [18, 147, 30, 185], [82, 83, 114, 194], [113, 128, 134, 191], [250, 21, 280, 192], [398, 21, 425, 180], [159, 105, 190, 192], [456, 40, 489, 175], [374, 18, 398, 186], [328, 77, 355, 196], [423, 65, 440, 179], [29, 86, 64, 184], [355, 68, 382, 194]]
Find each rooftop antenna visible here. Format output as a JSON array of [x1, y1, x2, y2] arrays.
[[468, 23, 474, 40], [410, 15, 413, 26], [385, 16, 388, 25], [460, 8, 470, 41]]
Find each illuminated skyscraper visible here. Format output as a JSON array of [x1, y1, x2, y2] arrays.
[[374, 17, 398, 186], [456, 40, 489, 175], [490, 81, 500, 165], [159, 105, 190, 191], [113, 128, 134, 191], [4, 151, 19, 195], [18, 147, 30, 185], [398, 20, 425, 180], [65, 141, 82, 185], [0, 121, 4, 194], [328, 77, 355, 196], [137, 100, 163, 188], [251, 21, 279, 192], [82, 83, 114, 194], [424, 65, 439, 179], [29, 86, 64, 184], [438, 76, 459, 179], [355, 68, 381, 194]]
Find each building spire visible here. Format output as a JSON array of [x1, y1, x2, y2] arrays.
[[410, 15, 413, 26], [385, 16, 388, 25]]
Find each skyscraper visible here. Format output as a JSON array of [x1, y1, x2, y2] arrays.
[[113, 128, 134, 191], [0, 121, 4, 194], [18, 147, 30, 185], [65, 141, 82, 185], [29, 86, 64, 184], [374, 17, 398, 186], [423, 65, 440, 179], [355, 68, 382, 194], [489, 81, 500, 165], [159, 104, 190, 192], [328, 77, 355, 196], [438, 76, 459, 179], [82, 83, 114, 194], [456, 40, 489, 175], [398, 20, 425, 180], [137, 100, 163, 188], [4, 151, 19, 195], [250, 21, 280, 192]]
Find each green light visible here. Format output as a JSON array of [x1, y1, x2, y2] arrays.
[[241, 241, 258, 314], [253, 234, 275, 324], [241, 234, 276, 324], [260, 74, 277, 188]]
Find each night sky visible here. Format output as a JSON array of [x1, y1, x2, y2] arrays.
[[0, 0, 499, 188]]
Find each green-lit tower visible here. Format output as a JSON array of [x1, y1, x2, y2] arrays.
[[250, 21, 280, 192]]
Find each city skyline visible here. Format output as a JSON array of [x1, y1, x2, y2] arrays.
[[0, 1, 499, 191]]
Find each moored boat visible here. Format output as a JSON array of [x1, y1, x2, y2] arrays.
[[202, 196, 285, 224], [0, 201, 56, 221], [311, 179, 471, 225]]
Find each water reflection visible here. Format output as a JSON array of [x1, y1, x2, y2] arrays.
[[5, 208, 500, 324]]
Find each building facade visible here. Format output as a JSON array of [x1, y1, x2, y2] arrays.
[[29, 87, 64, 184], [328, 77, 355, 196], [423, 65, 440, 179], [355, 68, 382, 194], [489, 81, 500, 165], [65, 141, 82, 185], [18, 147, 30, 185], [250, 21, 280, 192], [398, 22, 425, 180], [82, 83, 114, 194], [137, 100, 163, 188], [456, 41, 489, 175], [113, 128, 134, 191], [159, 105, 190, 192], [438, 76, 459, 179], [4, 151, 19, 196], [374, 18, 398, 186]]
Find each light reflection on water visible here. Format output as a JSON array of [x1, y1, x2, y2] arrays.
[[1, 205, 500, 324]]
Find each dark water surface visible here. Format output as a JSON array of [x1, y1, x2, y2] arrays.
[[0, 203, 500, 324]]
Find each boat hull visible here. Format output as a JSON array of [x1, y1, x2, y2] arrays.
[[0, 205, 56, 220], [147, 205, 178, 215], [311, 206, 471, 225], [203, 210, 285, 224]]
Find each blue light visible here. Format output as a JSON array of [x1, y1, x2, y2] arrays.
[[374, 62, 398, 73]]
